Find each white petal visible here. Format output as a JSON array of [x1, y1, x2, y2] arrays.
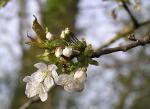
[[44, 76, 54, 91], [31, 71, 45, 83], [23, 76, 32, 83], [74, 70, 86, 83], [62, 47, 72, 57], [34, 62, 47, 71], [74, 81, 85, 92], [64, 82, 75, 92], [25, 83, 37, 98], [39, 84, 48, 102], [48, 64, 57, 71], [55, 74, 70, 85], [51, 71, 58, 80]]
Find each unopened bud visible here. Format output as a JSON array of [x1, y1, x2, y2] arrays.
[[46, 32, 53, 40], [64, 28, 70, 35], [55, 47, 63, 58], [63, 47, 73, 57]]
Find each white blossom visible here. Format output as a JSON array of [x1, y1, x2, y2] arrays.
[[55, 69, 87, 92], [46, 32, 53, 40], [23, 62, 58, 102], [63, 47, 73, 57], [23, 76, 48, 101], [55, 47, 63, 58], [55, 74, 75, 92], [24, 82, 48, 102]]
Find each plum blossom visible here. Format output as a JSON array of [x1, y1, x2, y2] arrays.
[[63, 47, 73, 57], [23, 78, 48, 102], [55, 68, 87, 92], [23, 62, 58, 102]]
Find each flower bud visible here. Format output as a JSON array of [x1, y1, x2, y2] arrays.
[[55, 47, 63, 58], [46, 32, 53, 40], [64, 28, 70, 35], [60, 30, 65, 38], [60, 28, 70, 39], [63, 47, 72, 57]]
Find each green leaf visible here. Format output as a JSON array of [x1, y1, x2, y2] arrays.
[[84, 44, 93, 57], [46, 39, 67, 50], [77, 56, 89, 67], [88, 59, 99, 66]]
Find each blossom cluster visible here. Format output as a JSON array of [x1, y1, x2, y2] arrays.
[[23, 17, 98, 102], [23, 63, 86, 102]]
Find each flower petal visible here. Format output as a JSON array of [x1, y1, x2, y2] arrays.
[[25, 83, 37, 98], [39, 84, 48, 102], [34, 62, 47, 71], [44, 76, 54, 91], [64, 82, 75, 92], [31, 71, 45, 83], [74, 81, 85, 92], [48, 64, 57, 71], [51, 71, 58, 81], [55, 74, 70, 85], [23, 76, 32, 83], [74, 70, 87, 83]]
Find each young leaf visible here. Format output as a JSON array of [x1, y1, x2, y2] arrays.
[[32, 16, 46, 40], [88, 58, 98, 66], [46, 39, 67, 50], [84, 44, 93, 57]]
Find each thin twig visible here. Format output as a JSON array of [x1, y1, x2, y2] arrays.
[[92, 33, 150, 58], [19, 97, 40, 109], [99, 1, 147, 49], [122, 1, 139, 27], [99, 20, 150, 49]]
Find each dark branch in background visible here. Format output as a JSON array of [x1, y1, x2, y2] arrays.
[[122, 1, 139, 28], [99, 0, 143, 49], [99, 20, 150, 49], [19, 97, 40, 109], [92, 32, 150, 58]]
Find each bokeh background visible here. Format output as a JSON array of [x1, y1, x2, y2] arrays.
[[0, 0, 150, 109]]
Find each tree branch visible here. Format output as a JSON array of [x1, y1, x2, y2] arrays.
[[122, 1, 139, 28], [99, 20, 150, 49], [92, 33, 150, 58], [19, 97, 40, 109], [99, 0, 148, 49]]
